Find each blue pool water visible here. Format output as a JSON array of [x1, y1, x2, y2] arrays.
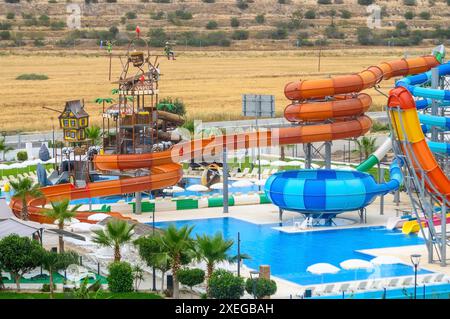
[[153, 217, 432, 286]]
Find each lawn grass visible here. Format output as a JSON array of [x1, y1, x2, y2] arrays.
[[0, 163, 54, 178], [0, 291, 163, 299]]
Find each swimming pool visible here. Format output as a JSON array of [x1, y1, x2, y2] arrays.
[[153, 217, 432, 286]]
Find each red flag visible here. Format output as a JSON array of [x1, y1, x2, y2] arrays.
[[139, 75, 145, 83], [136, 26, 141, 38]]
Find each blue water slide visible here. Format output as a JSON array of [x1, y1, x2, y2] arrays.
[[264, 160, 402, 215]]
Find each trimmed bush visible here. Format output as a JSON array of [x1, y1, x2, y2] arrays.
[[245, 277, 277, 299], [206, 20, 218, 30], [231, 29, 249, 40], [208, 270, 244, 299], [178, 268, 205, 290], [16, 151, 28, 161], [107, 262, 134, 293]]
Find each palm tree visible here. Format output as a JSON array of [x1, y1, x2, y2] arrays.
[[0, 137, 13, 161], [92, 219, 135, 262], [9, 177, 43, 220], [94, 97, 114, 111], [157, 224, 195, 299], [43, 199, 81, 253], [195, 232, 249, 292], [355, 136, 377, 160], [84, 125, 103, 146]]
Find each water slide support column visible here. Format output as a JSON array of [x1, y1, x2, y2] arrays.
[[441, 202, 447, 266], [325, 141, 331, 169], [304, 143, 312, 169], [431, 68, 439, 142], [135, 192, 142, 215], [223, 145, 229, 214], [378, 163, 384, 215]]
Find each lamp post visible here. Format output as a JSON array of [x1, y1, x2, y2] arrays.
[[410, 254, 421, 299], [152, 203, 157, 292], [249, 270, 259, 299]]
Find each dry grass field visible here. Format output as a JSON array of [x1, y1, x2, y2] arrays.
[[0, 47, 435, 132]]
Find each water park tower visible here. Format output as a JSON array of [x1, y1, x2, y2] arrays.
[[102, 37, 181, 155]]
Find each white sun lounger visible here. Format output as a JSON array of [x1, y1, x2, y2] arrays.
[[353, 281, 368, 291], [400, 276, 414, 287], [248, 168, 259, 178], [235, 168, 249, 178], [432, 273, 446, 283], [384, 278, 400, 288], [333, 282, 351, 294], [1, 271, 11, 281], [321, 284, 335, 295], [367, 279, 383, 290], [22, 267, 50, 279], [418, 274, 433, 284]]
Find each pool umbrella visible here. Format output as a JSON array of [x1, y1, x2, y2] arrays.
[[307, 263, 340, 283], [340, 259, 373, 280], [186, 184, 209, 192], [210, 183, 228, 190], [232, 179, 254, 188], [254, 179, 267, 186], [163, 186, 185, 193], [270, 160, 288, 167], [87, 213, 111, 222], [370, 255, 403, 266]]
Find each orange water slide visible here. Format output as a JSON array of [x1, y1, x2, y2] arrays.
[[387, 86, 450, 201]]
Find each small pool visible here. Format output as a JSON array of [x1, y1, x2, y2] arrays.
[[153, 217, 432, 286]]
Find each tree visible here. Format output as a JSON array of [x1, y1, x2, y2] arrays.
[[404, 11, 415, 20], [41, 250, 79, 298], [255, 14, 265, 24], [178, 268, 205, 293], [206, 20, 218, 30], [92, 219, 135, 262], [9, 177, 43, 220], [135, 235, 171, 291], [0, 137, 13, 161], [132, 264, 144, 291], [157, 224, 195, 298], [355, 136, 377, 160], [245, 277, 277, 298], [195, 232, 248, 292], [0, 234, 44, 291], [208, 269, 245, 299], [230, 17, 240, 28], [304, 10, 316, 19], [43, 199, 81, 252], [84, 125, 103, 146]]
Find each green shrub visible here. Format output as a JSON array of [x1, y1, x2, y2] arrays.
[[206, 20, 218, 30], [16, 151, 28, 161], [107, 262, 134, 293], [317, 0, 331, 4], [202, 0, 215, 2], [0, 31, 11, 40], [255, 14, 265, 24], [232, 29, 249, 40], [208, 270, 244, 299], [236, 0, 249, 10], [175, 9, 193, 20], [357, 0, 373, 4], [38, 15, 50, 26], [404, 11, 415, 20], [341, 10, 351, 19], [371, 121, 389, 132], [33, 38, 45, 47], [126, 24, 136, 31], [270, 27, 288, 40], [152, 0, 170, 2], [178, 268, 205, 289], [0, 22, 12, 30], [245, 277, 277, 299], [419, 11, 431, 20], [125, 12, 137, 19], [278, 0, 288, 3], [315, 38, 328, 46], [6, 12, 15, 20], [41, 283, 56, 292], [50, 21, 66, 30], [305, 10, 316, 19], [148, 28, 168, 47], [150, 11, 165, 20], [230, 17, 240, 28], [325, 24, 344, 39], [16, 73, 49, 80], [403, 0, 417, 5], [157, 97, 186, 115], [4, 0, 20, 3]]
